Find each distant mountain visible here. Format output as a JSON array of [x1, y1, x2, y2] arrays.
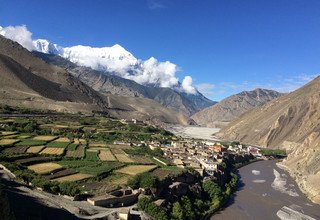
[[0, 35, 192, 125], [191, 88, 283, 127], [218, 76, 320, 203], [33, 51, 215, 116]]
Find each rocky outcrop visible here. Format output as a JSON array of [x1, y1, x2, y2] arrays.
[[281, 132, 320, 204]]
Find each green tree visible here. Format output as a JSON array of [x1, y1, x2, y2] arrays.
[[172, 202, 184, 220], [181, 196, 196, 220]]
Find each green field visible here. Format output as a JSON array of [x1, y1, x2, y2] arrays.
[[15, 139, 47, 146], [46, 141, 70, 148], [85, 151, 99, 161], [66, 143, 78, 151]]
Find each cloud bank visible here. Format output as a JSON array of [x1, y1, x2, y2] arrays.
[[0, 25, 197, 94], [0, 25, 35, 51]]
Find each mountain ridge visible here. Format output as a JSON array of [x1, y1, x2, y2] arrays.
[[191, 88, 283, 127]]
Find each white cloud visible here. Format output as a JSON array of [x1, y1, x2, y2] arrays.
[[182, 76, 196, 94], [0, 25, 35, 51], [0, 24, 197, 94]]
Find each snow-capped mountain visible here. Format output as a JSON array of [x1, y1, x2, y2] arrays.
[[33, 39, 185, 90]]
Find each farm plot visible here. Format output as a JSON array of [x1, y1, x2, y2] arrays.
[[15, 139, 46, 146], [0, 139, 19, 146], [40, 147, 65, 156], [89, 142, 107, 148], [131, 156, 154, 164], [26, 146, 45, 154], [98, 149, 116, 161], [67, 143, 78, 151], [152, 167, 183, 180], [75, 162, 123, 176], [32, 136, 57, 141], [15, 156, 51, 166], [46, 141, 70, 148], [66, 145, 85, 158], [114, 154, 134, 163], [3, 146, 29, 154], [4, 134, 19, 139], [51, 173, 93, 182], [18, 135, 32, 139], [28, 162, 63, 175], [116, 165, 157, 176], [0, 131, 17, 136], [44, 169, 78, 180], [85, 150, 99, 161], [54, 137, 71, 142], [108, 144, 132, 150]]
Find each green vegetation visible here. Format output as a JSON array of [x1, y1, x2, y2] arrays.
[[15, 139, 47, 146], [46, 141, 70, 148], [260, 148, 286, 156], [137, 197, 168, 220], [85, 151, 99, 161], [67, 143, 78, 150], [128, 172, 159, 189]]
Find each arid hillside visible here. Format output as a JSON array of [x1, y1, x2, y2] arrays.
[[219, 76, 320, 204], [191, 88, 282, 127]]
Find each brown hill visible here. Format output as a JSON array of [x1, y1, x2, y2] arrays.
[[191, 88, 282, 127], [218, 76, 320, 203], [0, 36, 191, 125]]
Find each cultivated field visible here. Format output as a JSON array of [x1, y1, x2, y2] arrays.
[[0, 139, 19, 146], [98, 149, 116, 161], [66, 145, 85, 158], [0, 131, 17, 136], [28, 162, 63, 175], [114, 153, 134, 163], [116, 165, 157, 175], [15, 139, 47, 146], [32, 136, 57, 141], [85, 151, 99, 161], [40, 147, 65, 155], [3, 146, 29, 153], [54, 137, 70, 142], [51, 173, 93, 182], [131, 155, 153, 164], [89, 142, 107, 148], [27, 146, 46, 153], [46, 141, 70, 148]]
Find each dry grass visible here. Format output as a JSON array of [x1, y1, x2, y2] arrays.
[[114, 154, 134, 163], [86, 149, 99, 152], [1, 131, 17, 136], [54, 137, 70, 142], [28, 162, 62, 175], [26, 146, 46, 154], [99, 149, 116, 161], [51, 173, 93, 182], [32, 136, 57, 141], [40, 147, 65, 155], [89, 142, 107, 148], [116, 165, 157, 175], [18, 135, 32, 139], [0, 139, 19, 146]]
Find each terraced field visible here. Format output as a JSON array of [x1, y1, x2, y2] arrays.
[[51, 173, 93, 182], [0, 139, 19, 146], [28, 162, 63, 175], [32, 136, 57, 141], [26, 146, 46, 153], [3, 146, 29, 153], [66, 145, 85, 158], [98, 149, 116, 161], [40, 147, 65, 155], [116, 165, 158, 175]]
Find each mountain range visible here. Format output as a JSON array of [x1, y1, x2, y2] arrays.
[[32, 39, 215, 116], [219, 75, 320, 203], [191, 89, 283, 127], [0, 35, 192, 125]]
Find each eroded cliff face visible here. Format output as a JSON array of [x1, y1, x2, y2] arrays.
[[281, 132, 320, 204]]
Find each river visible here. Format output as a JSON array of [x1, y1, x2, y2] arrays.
[[211, 160, 320, 220]]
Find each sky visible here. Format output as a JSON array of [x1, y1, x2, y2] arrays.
[[0, 0, 319, 100]]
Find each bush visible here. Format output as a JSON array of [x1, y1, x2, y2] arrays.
[[128, 173, 159, 189], [58, 182, 80, 196], [137, 197, 168, 220]]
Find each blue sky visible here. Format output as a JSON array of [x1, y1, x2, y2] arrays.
[[0, 0, 319, 100]]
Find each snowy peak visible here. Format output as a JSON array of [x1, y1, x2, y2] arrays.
[[33, 39, 62, 54]]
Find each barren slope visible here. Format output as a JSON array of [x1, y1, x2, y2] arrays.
[[191, 89, 282, 127], [219, 76, 320, 203]]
